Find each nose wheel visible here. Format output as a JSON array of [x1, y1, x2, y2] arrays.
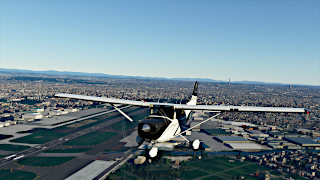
[[149, 146, 158, 158]]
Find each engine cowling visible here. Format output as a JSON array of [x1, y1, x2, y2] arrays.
[[192, 139, 200, 150], [149, 146, 158, 158], [138, 118, 170, 140]]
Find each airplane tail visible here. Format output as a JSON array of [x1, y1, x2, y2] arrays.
[[185, 81, 198, 119]]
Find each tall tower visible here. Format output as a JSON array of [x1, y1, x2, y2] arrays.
[[228, 78, 231, 86]]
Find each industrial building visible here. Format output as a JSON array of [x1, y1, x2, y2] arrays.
[[65, 160, 115, 180], [267, 131, 285, 139], [225, 143, 262, 151], [214, 136, 250, 143], [247, 130, 269, 138], [200, 142, 212, 151], [22, 113, 43, 120], [283, 137, 320, 149]]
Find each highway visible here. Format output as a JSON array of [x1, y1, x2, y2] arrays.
[[0, 106, 132, 167]]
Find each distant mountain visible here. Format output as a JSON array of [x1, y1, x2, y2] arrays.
[[0, 68, 224, 82], [0, 68, 317, 87]]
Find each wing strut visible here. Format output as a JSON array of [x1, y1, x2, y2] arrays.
[[175, 112, 221, 138], [112, 105, 137, 126]]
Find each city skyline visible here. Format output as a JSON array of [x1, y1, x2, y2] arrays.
[[1, 0, 319, 85]]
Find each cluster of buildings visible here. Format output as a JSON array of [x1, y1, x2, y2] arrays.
[[246, 150, 320, 179], [190, 112, 320, 178], [0, 107, 79, 128], [1, 76, 318, 144], [0, 75, 319, 179], [190, 110, 320, 152]]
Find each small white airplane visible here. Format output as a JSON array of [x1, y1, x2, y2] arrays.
[[55, 82, 309, 157]]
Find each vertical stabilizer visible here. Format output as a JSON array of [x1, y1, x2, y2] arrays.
[[185, 81, 198, 118], [192, 81, 198, 97]]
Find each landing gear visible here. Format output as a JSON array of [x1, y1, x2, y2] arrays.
[[192, 139, 200, 150], [149, 146, 158, 158]]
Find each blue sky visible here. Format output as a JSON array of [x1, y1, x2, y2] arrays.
[[1, 0, 319, 85]]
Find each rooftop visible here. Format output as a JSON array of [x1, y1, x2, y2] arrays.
[[215, 136, 249, 142], [283, 137, 320, 146]]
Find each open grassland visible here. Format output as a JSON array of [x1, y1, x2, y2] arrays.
[[67, 120, 97, 128], [112, 120, 135, 130], [0, 169, 36, 180], [11, 130, 65, 144], [110, 155, 280, 180], [63, 131, 117, 146], [0, 144, 30, 151], [43, 148, 90, 153], [180, 169, 209, 179], [182, 157, 271, 180], [17, 156, 75, 167]]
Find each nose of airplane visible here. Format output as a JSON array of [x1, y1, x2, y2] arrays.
[[142, 124, 151, 132]]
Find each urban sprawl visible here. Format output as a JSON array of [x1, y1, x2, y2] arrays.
[[0, 75, 320, 179]]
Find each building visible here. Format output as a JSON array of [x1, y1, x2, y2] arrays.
[[283, 137, 320, 149], [33, 108, 44, 113], [314, 137, 320, 143], [190, 122, 201, 131], [267, 131, 285, 139], [134, 156, 146, 164], [64, 108, 79, 112], [65, 160, 115, 180], [200, 142, 212, 151], [22, 113, 43, 120], [226, 143, 262, 151], [214, 136, 250, 143], [247, 130, 269, 138]]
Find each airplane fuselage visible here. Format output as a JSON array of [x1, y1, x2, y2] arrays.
[[138, 117, 181, 143]]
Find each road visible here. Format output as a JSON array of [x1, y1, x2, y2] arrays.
[[0, 106, 132, 167]]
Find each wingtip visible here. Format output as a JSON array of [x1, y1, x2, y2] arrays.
[[304, 109, 310, 114]]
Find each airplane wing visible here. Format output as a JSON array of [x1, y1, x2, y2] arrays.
[[54, 93, 175, 107], [173, 104, 308, 113], [54, 93, 308, 113], [55, 93, 152, 107]]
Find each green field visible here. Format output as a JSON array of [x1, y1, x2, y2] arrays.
[[43, 148, 90, 153], [0, 144, 30, 151], [0, 169, 36, 180], [17, 156, 75, 167], [112, 120, 136, 130], [131, 113, 149, 122], [187, 157, 244, 173], [181, 157, 270, 180], [63, 131, 117, 145], [11, 107, 144, 145], [11, 130, 65, 144], [112, 109, 148, 130], [180, 169, 209, 179]]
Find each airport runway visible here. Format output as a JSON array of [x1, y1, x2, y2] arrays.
[[0, 106, 131, 167]]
